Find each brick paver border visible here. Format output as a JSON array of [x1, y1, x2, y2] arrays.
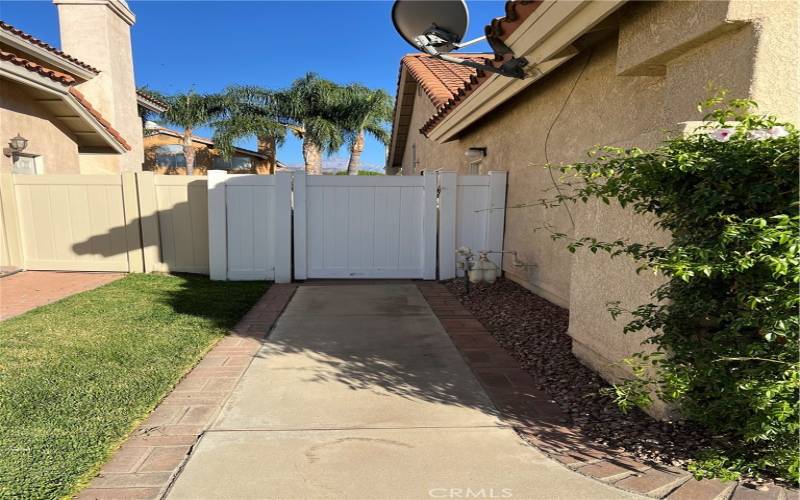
[[76, 284, 297, 500], [417, 282, 791, 500], [0, 271, 124, 320]]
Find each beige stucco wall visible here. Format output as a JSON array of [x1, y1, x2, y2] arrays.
[[396, 0, 798, 412], [0, 79, 80, 174], [56, 0, 144, 172], [401, 38, 665, 308], [575, 0, 797, 398]]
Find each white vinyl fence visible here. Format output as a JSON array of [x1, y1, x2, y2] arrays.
[[207, 171, 291, 282], [438, 172, 507, 279], [293, 172, 438, 280], [1, 170, 506, 282]]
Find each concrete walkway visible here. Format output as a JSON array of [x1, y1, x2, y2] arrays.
[[166, 284, 641, 499]]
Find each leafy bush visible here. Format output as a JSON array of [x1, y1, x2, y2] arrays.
[[544, 95, 799, 482]]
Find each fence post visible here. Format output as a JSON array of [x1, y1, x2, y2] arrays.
[[487, 171, 508, 271], [422, 171, 438, 280], [121, 172, 144, 273], [135, 172, 162, 273], [292, 171, 307, 280], [438, 171, 457, 280], [274, 171, 292, 283], [207, 170, 228, 280], [0, 174, 23, 269]]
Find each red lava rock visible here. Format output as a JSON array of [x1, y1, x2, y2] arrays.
[[444, 278, 711, 471]]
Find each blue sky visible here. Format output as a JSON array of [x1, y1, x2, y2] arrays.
[[0, 0, 505, 169]]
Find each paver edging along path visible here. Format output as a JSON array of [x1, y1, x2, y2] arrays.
[[415, 282, 792, 500], [0, 271, 124, 320], [75, 284, 297, 500]]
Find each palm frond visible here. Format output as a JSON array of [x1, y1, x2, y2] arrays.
[[159, 90, 224, 131], [210, 86, 293, 158], [336, 85, 393, 146]]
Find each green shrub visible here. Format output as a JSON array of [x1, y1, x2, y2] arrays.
[[544, 94, 799, 482]]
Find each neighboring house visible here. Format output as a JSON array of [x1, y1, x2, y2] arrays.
[[387, 0, 799, 405], [0, 0, 144, 174], [136, 90, 167, 124], [143, 125, 285, 175]]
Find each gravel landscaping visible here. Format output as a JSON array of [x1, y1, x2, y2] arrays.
[[444, 278, 746, 482]]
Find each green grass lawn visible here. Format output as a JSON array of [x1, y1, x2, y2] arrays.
[[0, 273, 267, 499]]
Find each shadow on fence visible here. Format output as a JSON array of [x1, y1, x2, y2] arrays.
[[70, 178, 212, 274]]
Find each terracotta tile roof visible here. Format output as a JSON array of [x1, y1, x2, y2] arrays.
[[413, 0, 543, 137], [69, 88, 132, 151], [136, 90, 168, 110], [413, 56, 495, 137], [402, 53, 491, 110], [0, 48, 76, 85], [0, 20, 100, 74], [1, 45, 130, 150], [486, 0, 543, 45]]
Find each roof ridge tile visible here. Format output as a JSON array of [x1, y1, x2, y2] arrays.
[[0, 20, 100, 74]]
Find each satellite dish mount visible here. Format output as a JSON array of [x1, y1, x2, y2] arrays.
[[414, 27, 528, 79], [392, 0, 528, 79]]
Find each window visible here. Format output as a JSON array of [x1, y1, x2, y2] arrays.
[[155, 144, 186, 168], [212, 156, 254, 171]]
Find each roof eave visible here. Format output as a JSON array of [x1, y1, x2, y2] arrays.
[[136, 94, 167, 113], [428, 0, 625, 143], [387, 65, 416, 169], [0, 63, 127, 153], [0, 29, 97, 81]]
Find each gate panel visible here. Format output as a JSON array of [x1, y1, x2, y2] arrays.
[[439, 171, 507, 279], [455, 176, 491, 271], [13, 175, 132, 272], [225, 174, 278, 280], [299, 174, 434, 279], [207, 171, 290, 282]]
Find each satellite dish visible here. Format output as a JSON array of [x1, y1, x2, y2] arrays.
[[390, 0, 528, 79], [392, 0, 469, 53]]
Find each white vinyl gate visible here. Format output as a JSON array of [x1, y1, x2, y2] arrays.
[[207, 170, 506, 282], [207, 171, 292, 282], [293, 172, 437, 279], [438, 172, 507, 279]]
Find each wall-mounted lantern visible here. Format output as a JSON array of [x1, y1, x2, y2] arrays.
[[465, 147, 486, 174], [3, 133, 29, 158]]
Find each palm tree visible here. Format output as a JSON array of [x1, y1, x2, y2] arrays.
[[212, 86, 290, 174], [159, 91, 223, 175], [340, 85, 393, 175], [284, 73, 348, 175]]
